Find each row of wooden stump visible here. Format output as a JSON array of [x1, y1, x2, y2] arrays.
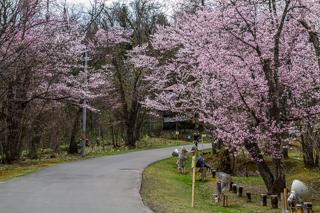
[[214, 180, 313, 213]]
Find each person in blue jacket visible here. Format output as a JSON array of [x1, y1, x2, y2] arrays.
[[196, 153, 211, 180]]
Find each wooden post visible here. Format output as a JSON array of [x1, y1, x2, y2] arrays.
[[296, 204, 303, 213], [217, 182, 222, 195], [232, 184, 237, 194], [229, 181, 234, 192], [304, 202, 312, 213], [261, 194, 267, 206], [271, 195, 278, 209], [289, 202, 295, 213], [211, 169, 216, 178], [246, 192, 252, 202], [284, 188, 289, 211], [222, 195, 228, 207], [201, 168, 206, 181], [191, 151, 196, 208], [238, 186, 243, 197]]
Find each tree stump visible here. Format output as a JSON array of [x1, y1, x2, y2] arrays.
[[246, 192, 252, 202], [271, 195, 278, 209], [260, 194, 267, 206]]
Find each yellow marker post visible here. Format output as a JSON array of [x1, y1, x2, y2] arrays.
[[191, 152, 197, 208]]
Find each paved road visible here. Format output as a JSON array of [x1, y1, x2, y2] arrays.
[[0, 144, 210, 213]]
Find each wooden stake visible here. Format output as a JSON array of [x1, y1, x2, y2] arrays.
[[284, 188, 288, 211], [217, 182, 222, 196], [246, 192, 252, 202], [271, 195, 278, 209], [261, 194, 267, 206], [232, 184, 237, 194], [304, 202, 313, 213], [223, 195, 228, 207], [238, 186, 243, 197], [191, 152, 196, 208], [211, 169, 216, 178], [229, 181, 233, 192], [296, 204, 303, 213]]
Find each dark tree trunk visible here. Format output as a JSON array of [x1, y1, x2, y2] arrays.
[[245, 140, 285, 195], [3, 86, 27, 163], [111, 125, 119, 148], [299, 20, 320, 69], [126, 119, 139, 148], [316, 135, 320, 169], [29, 135, 40, 159], [217, 149, 232, 174], [125, 100, 144, 148], [299, 19, 320, 169], [68, 109, 81, 154], [282, 146, 289, 159], [271, 158, 286, 194], [301, 133, 315, 168]]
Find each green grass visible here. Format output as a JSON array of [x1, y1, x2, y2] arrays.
[[141, 150, 320, 213], [0, 137, 191, 181]]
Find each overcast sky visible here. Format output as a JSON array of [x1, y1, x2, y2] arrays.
[[63, 0, 176, 17], [65, 0, 117, 7], [65, 0, 176, 11]]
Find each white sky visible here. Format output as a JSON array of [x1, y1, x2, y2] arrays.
[[65, 0, 176, 11], [64, 0, 176, 17], [65, 0, 118, 7]]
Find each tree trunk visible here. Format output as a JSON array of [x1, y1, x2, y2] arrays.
[[126, 121, 137, 148], [68, 109, 81, 154], [245, 140, 285, 194], [3, 87, 26, 163], [125, 101, 144, 148], [316, 133, 320, 169], [299, 20, 320, 69], [217, 149, 232, 174], [271, 158, 286, 194], [111, 125, 118, 148], [301, 133, 315, 168], [29, 135, 40, 159]]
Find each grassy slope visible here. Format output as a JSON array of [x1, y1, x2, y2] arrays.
[[0, 137, 191, 181], [141, 151, 320, 213]]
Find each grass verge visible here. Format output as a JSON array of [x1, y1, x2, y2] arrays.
[[141, 151, 320, 213]]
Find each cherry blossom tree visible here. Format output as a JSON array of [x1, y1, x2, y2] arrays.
[[0, 0, 108, 162], [93, 0, 168, 147], [139, 0, 320, 194]]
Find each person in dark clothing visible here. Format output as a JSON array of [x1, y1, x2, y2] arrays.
[[196, 154, 211, 169], [193, 132, 201, 148], [196, 153, 211, 181]]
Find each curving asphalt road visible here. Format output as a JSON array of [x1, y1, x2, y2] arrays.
[[0, 144, 210, 213]]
